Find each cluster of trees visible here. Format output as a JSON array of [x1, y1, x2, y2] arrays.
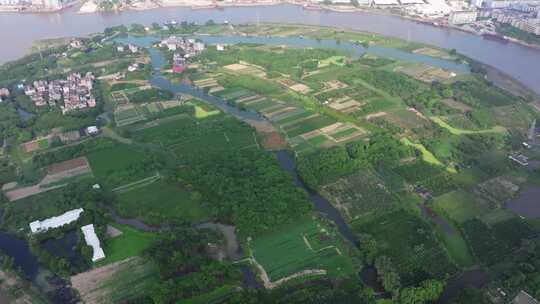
[[399, 280, 444, 304], [180, 149, 312, 236], [2, 180, 108, 233], [461, 218, 536, 266], [142, 227, 240, 303], [374, 256, 444, 303], [297, 133, 413, 189], [375, 256, 401, 296], [451, 80, 516, 108], [358, 70, 420, 98], [128, 88, 174, 104], [224, 278, 378, 303]]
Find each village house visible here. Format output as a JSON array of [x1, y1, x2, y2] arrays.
[[128, 44, 139, 53], [24, 72, 97, 114], [159, 36, 206, 57]]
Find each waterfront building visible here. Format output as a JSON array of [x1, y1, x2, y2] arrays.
[[449, 10, 478, 24]]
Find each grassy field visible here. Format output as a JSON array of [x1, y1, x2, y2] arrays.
[[284, 115, 337, 138], [251, 217, 357, 281], [187, 100, 220, 119], [87, 144, 152, 188], [430, 116, 507, 135], [432, 190, 489, 224], [436, 226, 475, 268], [400, 137, 456, 173], [113, 181, 207, 225], [319, 56, 347, 67], [99, 224, 156, 265]]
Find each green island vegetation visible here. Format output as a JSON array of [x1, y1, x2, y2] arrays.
[[0, 21, 539, 304]]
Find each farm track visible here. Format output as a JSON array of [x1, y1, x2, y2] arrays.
[[112, 173, 161, 194]]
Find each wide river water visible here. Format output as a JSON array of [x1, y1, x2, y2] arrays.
[[1, 4, 540, 95]]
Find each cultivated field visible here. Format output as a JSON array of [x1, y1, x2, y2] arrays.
[[4, 157, 93, 201], [71, 257, 158, 304], [250, 217, 356, 282], [322, 170, 396, 221]]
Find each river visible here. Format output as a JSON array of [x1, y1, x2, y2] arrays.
[[1, 4, 540, 95]]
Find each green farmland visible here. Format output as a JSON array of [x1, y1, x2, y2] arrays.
[[113, 180, 207, 225], [99, 224, 156, 265], [250, 217, 357, 281], [87, 144, 156, 188]]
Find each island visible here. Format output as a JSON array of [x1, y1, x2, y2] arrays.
[[0, 22, 539, 304]]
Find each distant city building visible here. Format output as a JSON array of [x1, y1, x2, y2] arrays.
[[449, 10, 478, 24], [0, 0, 21, 5], [471, 0, 483, 8], [485, 0, 540, 9], [372, 0, 399, 5], [522, 19, 540, 34]]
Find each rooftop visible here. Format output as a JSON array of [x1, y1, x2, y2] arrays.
[[81, 224, 105, 262], [29, 208, 84, 233]]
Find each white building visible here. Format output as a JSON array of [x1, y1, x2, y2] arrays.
[[81, 224, 105, 262], [372, 0, 399, 5], [29, 208, 84, 233], [86, 125, 99, 135], [470, 0, 483, 8], [449, 10, 478, 24], [0, 0, 21, 5], [485, 0, 540, 9]]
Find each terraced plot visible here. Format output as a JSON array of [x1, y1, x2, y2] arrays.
[[283, 115, 337, 138]]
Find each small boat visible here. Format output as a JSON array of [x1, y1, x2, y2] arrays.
[[482, 33, 508, 43]]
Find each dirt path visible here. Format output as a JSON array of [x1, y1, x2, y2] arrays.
[[247, 255, 326, 289]]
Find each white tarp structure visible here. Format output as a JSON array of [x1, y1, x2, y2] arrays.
[[399, 0, 425, 4], [373, 0, 399, 5], [29, 208, 84, 233], [81, 224, 105, 262]]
